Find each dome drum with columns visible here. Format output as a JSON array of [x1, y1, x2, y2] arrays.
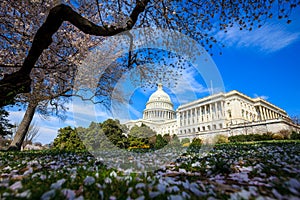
[[143, 83, 175, 122]]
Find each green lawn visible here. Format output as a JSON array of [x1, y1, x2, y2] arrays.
[[1, 141, 300, 199]]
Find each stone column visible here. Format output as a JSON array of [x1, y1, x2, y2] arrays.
[[194, 108, 197, 124], [200, 107, 202, 121], [262, 107, 266, 120], [223, 101, 226, 117], [209, 104, 212, 121], [215, 102, 218, 119], [198, 107, 200, 122], [259, 106, 263, 120], [266, 109, 270, 120], [204, 105, 207, 122], [270, 111, 273, 119]]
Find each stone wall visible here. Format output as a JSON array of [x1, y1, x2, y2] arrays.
[[177, 118, 300, 142]]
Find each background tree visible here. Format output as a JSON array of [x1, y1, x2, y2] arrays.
[[291, 115, 300, 125], [18, 121, 40, 149], [7, 121, 41, 149], [0, 108, 14, 149], [102, 119, 129, 148], [169, 134, 181, 147], [53, 126, 86, 151], [128, 124, 156, 148], [1, 0, 299, 106], [163, 134, 171, 143], [78, 122, 105, 151], [154, 134, 168, 149], [188, 137, 202, 152], [0, 108, 14, 138]]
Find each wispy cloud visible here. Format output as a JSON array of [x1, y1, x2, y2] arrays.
[[128, 104, 143, 119], [215, 22, 300, 53], [254, 94, 269, 100], [172, 67, 209, 95]]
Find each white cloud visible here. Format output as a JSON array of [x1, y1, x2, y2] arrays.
[[172, 67, 209, 95], [254, 94, 269, 100], [69, 102, 109, 118], [215, 22, 300, 53], [128, 104, 143, 119]]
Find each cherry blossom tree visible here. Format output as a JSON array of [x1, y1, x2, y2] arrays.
[[1, 1, 103, 150], [1, 0, 299, 107]]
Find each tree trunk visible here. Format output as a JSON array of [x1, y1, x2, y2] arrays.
[[8, 101, 38, 151]]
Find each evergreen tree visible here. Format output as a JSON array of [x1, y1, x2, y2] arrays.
[[53, 126, 86, 151], [102, 119, 128, 148], [0, 108, 14, 138], [128, 124, 156, 148], [154, 134, 168, 149]]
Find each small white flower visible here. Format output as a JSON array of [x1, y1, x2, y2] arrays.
[[9, 181, 22, 190], [135, 183, 146, 189], [110, 171, 117, 178], [61, 189, 76, 200], [50, 178, 66, 190], [84, 176, 95, 186], [105, 177, 112, 184], [41, 189, 56, 200]]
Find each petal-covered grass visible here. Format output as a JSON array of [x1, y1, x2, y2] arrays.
[[1, 141, 300, 199]]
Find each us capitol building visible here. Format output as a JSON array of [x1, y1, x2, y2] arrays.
[[125, 84, 299, 140]]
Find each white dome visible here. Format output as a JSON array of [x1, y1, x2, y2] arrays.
[[143, 83, 175, 121], [148, 83, 172, 104]]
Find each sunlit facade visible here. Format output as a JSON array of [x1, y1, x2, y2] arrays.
[[124, 84, 299, 140]]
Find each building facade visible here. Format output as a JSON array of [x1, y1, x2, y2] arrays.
[[125, 84, 299, 140]]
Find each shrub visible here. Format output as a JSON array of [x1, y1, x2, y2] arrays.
[[214, 134, 228, 144], [291, 131, 300, 140], [272, 133, 284, 140], [181, 138, 190, 145], [248, 134, 261, 141], [182, 142, 190, 147], [228, 135, 247, 142], [187, 138, 202, 152], [260, 132, 274, 140], [278, 130, 291, 139], [228, 133, 274, 142]]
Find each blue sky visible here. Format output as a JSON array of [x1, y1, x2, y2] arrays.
[[8, 10, 300, 144]]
